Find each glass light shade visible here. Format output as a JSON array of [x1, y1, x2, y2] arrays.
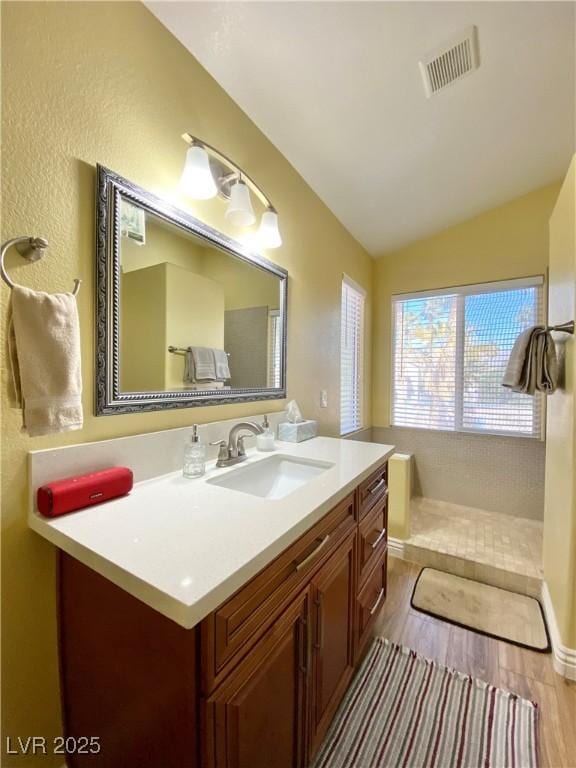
[[258, 209, 282, 249], [180, 145, 218, 200], [225, 180, 256, 227]]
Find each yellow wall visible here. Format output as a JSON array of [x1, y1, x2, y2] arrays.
[[121, 217, 206, 273], [0, 2, 372, 762], [120, 265, 168, 390], [202, 250, 280, 311], [544, 155, 576, 648], [372, 182, 561, 426], [164, 264, 226, 388], [121, 263, 226, 391]]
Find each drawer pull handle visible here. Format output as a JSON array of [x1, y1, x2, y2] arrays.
[[295, 535, 330, 572], [369, 587, 385, 615], [368, 478, 386, 496], [370, 528, 387, 550]]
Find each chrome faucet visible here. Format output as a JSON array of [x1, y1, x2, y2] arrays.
[[212, 421, 264, 468]]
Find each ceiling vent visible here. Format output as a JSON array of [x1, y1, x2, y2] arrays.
[[419, 26, 479, 97]]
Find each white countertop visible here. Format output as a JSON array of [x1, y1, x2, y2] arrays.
[[29, 437, 394, 628]]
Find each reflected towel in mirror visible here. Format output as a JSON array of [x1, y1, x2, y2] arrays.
[[191, 346, 216, 380], [184, 346, 230, 384], [213, 348, 231, 381]]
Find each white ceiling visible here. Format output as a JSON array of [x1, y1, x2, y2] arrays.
[[147, 1, 575, 256]]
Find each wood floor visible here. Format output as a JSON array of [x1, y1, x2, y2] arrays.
[[376, 557, 576, 768]]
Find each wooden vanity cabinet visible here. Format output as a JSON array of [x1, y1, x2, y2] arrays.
[[308, 531, 357, 760], [203, 590, 310, 768], [200, 493, 356, 694], [58, 461, 389, 768], [358, 494, 388, 588], [58, 553, 200, 768], [356, 549, 388, 660], [358, 462, 388, 520]]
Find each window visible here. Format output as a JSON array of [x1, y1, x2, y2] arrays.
[[341, 276, 366, 435], [267, 310, 281, 388], [392, 277, 544, 437]]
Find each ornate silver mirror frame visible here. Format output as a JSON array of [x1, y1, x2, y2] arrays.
[[95, 165, 288, 415]]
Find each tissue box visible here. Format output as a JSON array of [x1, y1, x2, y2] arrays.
[[278, 420, 318, 443]]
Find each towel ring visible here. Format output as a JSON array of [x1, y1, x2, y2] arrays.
[[0, 236, 81, 296]]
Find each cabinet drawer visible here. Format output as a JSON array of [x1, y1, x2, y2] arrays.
[[358, 496, 388, 587], [356, 549, 387, 659], [358, 462, 388, 520], [201, 492, 356, 693]]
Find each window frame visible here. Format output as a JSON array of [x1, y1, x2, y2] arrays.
[[267, 309, 281, 388], [390, 275, 545, 440], [340, 274, 367, 436]]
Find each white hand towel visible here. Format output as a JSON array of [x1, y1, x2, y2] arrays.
[[9, 285, 83, 436], [191, 347, 217, 381], [213, 348, 231, 381], [184, 349, 196, 385]]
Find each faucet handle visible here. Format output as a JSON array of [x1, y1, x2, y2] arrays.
[[210, 440, 229, 462]]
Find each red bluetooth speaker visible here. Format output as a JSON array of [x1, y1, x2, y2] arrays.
[[37, 467, 133, 518]]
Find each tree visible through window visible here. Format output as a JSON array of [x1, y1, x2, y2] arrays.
[[392, 278, 543, 437]]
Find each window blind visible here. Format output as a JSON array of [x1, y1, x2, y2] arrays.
[[392, 277, 543, 438], [267, 310, 281, 388], [341, 277, 366, 435]]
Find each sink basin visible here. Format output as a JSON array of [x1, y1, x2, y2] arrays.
[[207, 454, 335, 500]]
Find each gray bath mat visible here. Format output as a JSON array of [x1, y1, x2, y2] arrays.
[[411, 568, 550, 651]]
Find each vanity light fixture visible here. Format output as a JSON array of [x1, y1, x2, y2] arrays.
[[225, 178, 256, 227], [258, 208, 282, 249], [180, 143, 218, 200], [180, 133, 282, 248]]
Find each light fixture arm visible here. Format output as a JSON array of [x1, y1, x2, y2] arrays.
[[182, 133, 276, 211]]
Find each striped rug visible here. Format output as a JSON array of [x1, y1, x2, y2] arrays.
[[312, 639, 539, 768]]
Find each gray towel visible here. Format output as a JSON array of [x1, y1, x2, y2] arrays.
[[502, 326, 558, 395]]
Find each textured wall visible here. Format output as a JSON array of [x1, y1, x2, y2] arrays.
[[372, 183, 561, 426], [0, 3, 372, 763], [543, 155, 576, 648], [370, 184, 561, 523], [373, 427, 545, 520]]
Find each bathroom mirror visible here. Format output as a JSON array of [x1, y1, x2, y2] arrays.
[[96, 165, 287, 414]]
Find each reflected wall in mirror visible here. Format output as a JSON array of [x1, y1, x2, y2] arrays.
[[96, 166, 287, 414]]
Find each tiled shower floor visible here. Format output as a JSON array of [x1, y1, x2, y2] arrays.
[[404, 497, 544, 595]]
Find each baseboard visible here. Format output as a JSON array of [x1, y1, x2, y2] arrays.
[[388, 536, 405, 559], [541, 581, 576, 680]]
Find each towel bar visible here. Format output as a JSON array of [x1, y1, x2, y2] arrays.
[[547, 321, 574, 334], [1, 236, 81, 296], [168, 346, 230, 357]]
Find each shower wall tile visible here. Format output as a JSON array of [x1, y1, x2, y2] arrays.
[[372, 426, 545, 520]]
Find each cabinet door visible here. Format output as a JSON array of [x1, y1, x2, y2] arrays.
[[203, 590, 310, 768], [309, 532, 356, 759]]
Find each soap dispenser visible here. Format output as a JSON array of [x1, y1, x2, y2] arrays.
[[183, 425, 206, 478], [256, 415, 275, 452]]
